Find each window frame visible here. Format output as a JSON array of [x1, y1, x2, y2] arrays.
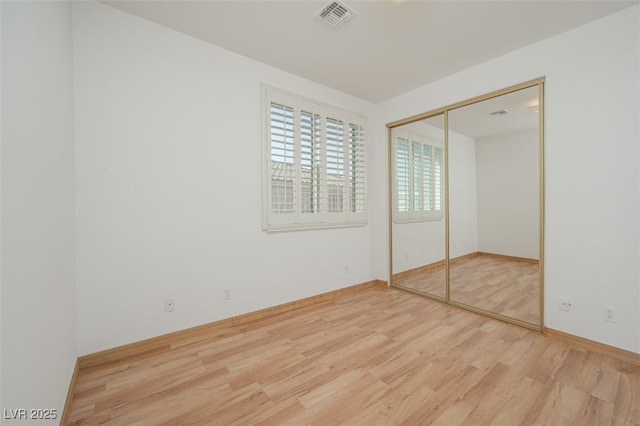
[[262, 85, 367, 232]]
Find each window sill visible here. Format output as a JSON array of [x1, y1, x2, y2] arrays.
[[264, 222, 367, 233]]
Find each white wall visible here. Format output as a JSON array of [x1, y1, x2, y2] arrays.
[[375, 5, 640, 352], [476, 130, 539, 259], [1, 1, 76, 422], [72, 2, 375, 355]]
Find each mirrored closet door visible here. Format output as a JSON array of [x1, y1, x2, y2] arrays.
[[388, 79, 544, 331], [390, 113, 446, 300]]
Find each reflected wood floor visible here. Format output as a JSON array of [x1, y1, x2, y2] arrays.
[[67, 286, 640, 425], [394, 254, 540, 324]]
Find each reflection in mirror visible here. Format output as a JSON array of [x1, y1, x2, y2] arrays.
[[391, 114, 446, 298], [448, 86, 540, 324]]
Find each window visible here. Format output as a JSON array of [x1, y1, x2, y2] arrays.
[[263, 86, 367, 230], [393, 132, 443, 222]]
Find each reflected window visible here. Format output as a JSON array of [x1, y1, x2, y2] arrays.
[[394, 133, 443, 222]]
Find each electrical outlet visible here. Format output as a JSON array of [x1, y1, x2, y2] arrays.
[[223, 288, 231, 301], [603, 305, 617, 322], [557, 297, 572, 312], [164, 298, 175, 313], [344, 265, 350, 274]]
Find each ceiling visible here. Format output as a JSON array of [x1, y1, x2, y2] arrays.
[[103, 0, 637, 103]]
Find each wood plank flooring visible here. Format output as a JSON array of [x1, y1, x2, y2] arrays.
[[67, 286, 640, 425], [450, 255, 540, 324], [394, 254, 540, 324]]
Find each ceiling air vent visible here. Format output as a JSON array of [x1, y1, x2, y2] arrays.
[[316, 0, 357, 28], [490, 109, 510, 117]]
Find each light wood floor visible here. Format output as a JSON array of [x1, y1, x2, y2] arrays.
[[394, 254, 540, 324], [67, 286, 640, 425]]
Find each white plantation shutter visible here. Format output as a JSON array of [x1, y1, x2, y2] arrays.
[[300, 110, 322, 214], [396, 138, 410, 213], [269, 102, 295, 220], [433, 146, 443, 212], [348, 122, 366, 216], [393, 132, 443, 222], [263, 86, 367, 230], [422, 143, 433, 210], [326, 117, 345, 214], [411, 141, 421, 212]]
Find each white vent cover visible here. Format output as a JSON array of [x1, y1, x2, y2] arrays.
[[316, 0, 357, 28]]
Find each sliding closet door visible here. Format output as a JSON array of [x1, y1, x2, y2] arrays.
[[388, 79, 544, 331]]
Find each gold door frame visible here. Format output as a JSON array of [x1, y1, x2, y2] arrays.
[[387, 78, 545, 332]]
